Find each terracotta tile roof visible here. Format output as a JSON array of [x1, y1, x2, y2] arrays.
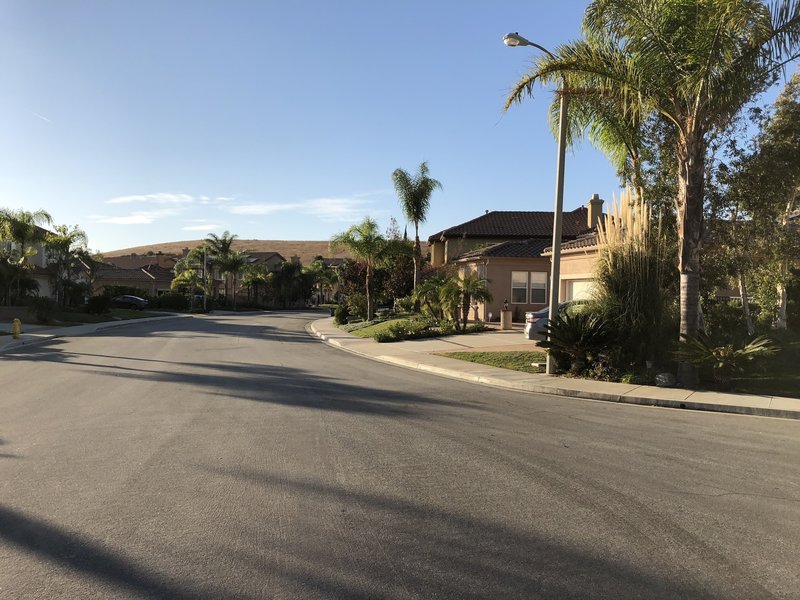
[[94, 263, 173, 283], [455, 239, 553, 261], [548, 232, 602, 253], [246, 252, 285, 264], [427, 208, 591, 242], [103, 254, 179, 269]]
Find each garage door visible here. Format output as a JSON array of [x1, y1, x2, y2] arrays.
[[566, 279, 595, 300]]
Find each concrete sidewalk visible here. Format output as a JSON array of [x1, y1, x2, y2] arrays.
[[309, 317, 800, 421]]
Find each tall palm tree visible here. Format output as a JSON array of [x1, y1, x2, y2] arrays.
[[330, 217, 389, 320], [203, 231, 238, 304], [506, 0, 800, 383], [392, 161, 442, 292], [45, 224, 88, 306], [219, 250, 249, 310]]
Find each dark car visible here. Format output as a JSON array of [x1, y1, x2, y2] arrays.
[[111, 295, 149, 310]]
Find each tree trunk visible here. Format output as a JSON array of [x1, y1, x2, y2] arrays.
[[776, 260, 789, 330], [413, 226, 420, 290], [739, 272, 755, 336], [232, 274, 237, 310], [365, 264, 373, 320], [461, 293, 470, 331], [413, 225, 421, 313], [675, 133, 706, 386]]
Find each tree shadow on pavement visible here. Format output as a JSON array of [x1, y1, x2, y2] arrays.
[[0, 505, 205, 599], [195, 465, 711, 599], [0, 346, 481, 418]]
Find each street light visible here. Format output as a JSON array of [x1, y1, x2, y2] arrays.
[[504, 32, 568, 376]]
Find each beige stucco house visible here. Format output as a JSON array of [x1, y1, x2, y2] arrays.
[[431, 195, 605, 321]]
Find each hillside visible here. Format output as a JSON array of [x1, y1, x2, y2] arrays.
[[104, 239, 429, 266], [104, 240, 352, 266]]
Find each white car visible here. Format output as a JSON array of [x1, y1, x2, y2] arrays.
[[524, 301, 589, 340]]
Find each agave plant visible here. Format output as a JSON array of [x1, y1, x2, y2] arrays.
[[674, 334, 779, 389], [538, 311, 617, 374]]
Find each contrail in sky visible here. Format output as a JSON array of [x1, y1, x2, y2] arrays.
[[30, 111, 52, 123]]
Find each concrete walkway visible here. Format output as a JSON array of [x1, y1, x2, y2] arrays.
[[309, 317, 800, 421]]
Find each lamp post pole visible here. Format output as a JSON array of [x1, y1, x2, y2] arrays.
[[503, 32, 568, 375]]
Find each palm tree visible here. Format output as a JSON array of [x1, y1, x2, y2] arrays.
[[218, 250, 249, 310], [412, 275, 447, 322], [45, 224, 88, 306], [241, 263, 267, 305], [550, 93, 647, 199], [392, 161, 442, 293], [459, 274, 493, 331], [0, 208, 53, 302], [204, 231, 238, 303], [506, 0, 800, 384], [330, 217, 389, 320]]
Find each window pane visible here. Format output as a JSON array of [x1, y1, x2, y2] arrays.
[[511, 271, 528, 304], [530, 272, 547, 304]]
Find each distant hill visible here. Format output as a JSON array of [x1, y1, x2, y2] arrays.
[[105, 239, 429, 266], [103, 240, 351, 266]]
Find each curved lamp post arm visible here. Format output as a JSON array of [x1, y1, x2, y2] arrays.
[[502, 32, 556, 60]]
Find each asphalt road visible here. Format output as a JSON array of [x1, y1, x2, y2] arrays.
[[0, 311, 798, 599]]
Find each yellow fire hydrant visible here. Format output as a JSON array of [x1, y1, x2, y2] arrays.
[[11, 318, 21, 339]]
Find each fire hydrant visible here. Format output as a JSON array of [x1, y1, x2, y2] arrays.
[[11, 318, 21, 339]]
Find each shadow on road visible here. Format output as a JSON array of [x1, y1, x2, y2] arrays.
[[0, 505, 201, 598], [197, 465, 709, 599], [0, 315, 479, 417]]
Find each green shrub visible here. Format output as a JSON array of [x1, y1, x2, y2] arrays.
[[539, 312, 618, 374], [154, 293, 188, 311], [29, 297, 57, 323], [374, 319, 433, 343], [703, 299, 753, 344], [394, 296, 415, 313], [346, 293, 367, 320], [86, 295, 112, 314], [674, 333, 779, 390], [333, 303, 350, 325]]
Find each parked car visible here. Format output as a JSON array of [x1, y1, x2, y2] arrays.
[[111, 295, 149, 310], [525, 300, 589, 340]]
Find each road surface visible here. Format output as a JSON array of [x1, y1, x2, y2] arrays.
[[0, 311, 798, 598]]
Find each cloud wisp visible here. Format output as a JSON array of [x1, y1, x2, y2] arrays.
[[106, 193, 195, 205], [30, 111, 52, 123], [90, 208, 182, 225], [227, 196, 384, 223], [181, 221, 224, 232]]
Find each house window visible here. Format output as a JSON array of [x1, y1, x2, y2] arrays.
[[530, 272, 547, 304], [477, 263, 487, 281], [511, 271, 528, 304]]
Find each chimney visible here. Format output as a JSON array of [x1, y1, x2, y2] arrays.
[[587, 193, 603, 229]]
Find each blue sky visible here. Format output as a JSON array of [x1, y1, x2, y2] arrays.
[[0, 1, 792, 254]]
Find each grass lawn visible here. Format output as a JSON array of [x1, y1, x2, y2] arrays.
[[43, 309, 165, 326], [340, 316, 416, 339], [1, 308, 166, 335], [440, 351, 548, 374]]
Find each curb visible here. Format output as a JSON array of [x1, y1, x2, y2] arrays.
[[0, 314, 190, 353], [308, 321, 800, 421]]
